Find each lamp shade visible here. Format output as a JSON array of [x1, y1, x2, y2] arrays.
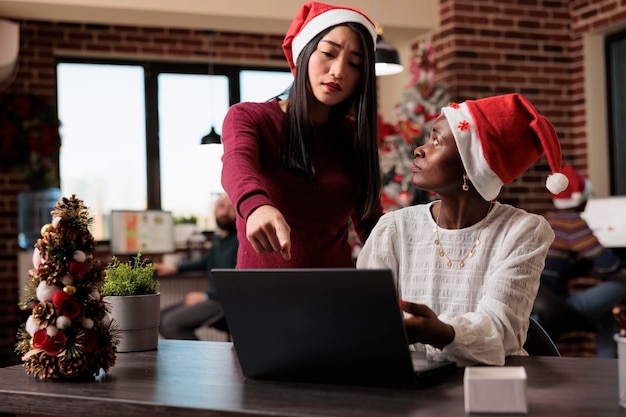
[[200, 127, 221, 145], [375, 34, 403, 76]]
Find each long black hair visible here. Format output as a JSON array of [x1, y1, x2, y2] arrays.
[[281, 22, 381, 219]]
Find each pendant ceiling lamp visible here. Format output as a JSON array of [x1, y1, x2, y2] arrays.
[[200, 126, 222, 145], [375, 23, 403, 76], [200, 31, 222, 146]]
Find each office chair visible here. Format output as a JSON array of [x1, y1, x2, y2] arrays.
[[531, 284, 600, 356], [523, 316, 561, 357], [532, 282, 598, 339]]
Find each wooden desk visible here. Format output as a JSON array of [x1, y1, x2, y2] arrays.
[[0, 340, 622, 417]]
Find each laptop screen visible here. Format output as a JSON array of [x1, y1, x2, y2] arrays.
[[212, 268, 448, 388]]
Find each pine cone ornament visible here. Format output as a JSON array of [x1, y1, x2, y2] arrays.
[[58, 354, 89, 378], [23, 351, 58, 380], [31, 301, 56, 329]]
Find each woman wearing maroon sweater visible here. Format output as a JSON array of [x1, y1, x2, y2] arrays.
[[221, 2, 383, 268]]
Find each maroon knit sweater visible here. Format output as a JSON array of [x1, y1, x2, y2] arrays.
[[221, 99, 383, 268]]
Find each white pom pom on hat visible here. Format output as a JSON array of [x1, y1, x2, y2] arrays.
[[550, 163, 591, 209], [282, 1, 377, 74], [546, 172, 569, 195], [441, 93, 568, 201]]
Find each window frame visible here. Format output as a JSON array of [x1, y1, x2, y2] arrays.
[[55, 57, 290, 210], [605, 30, 626, 195]]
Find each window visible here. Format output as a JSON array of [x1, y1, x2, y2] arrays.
[[157, 73, 230, 230], [240, 70, 293, 102], [57, 63, 147, 240], [606, 30, 626, 195], [57, 60, 292, 240]]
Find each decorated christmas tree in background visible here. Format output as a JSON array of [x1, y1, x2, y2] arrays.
[[378, 36, 450, 211], [15, 195, 118, 380]]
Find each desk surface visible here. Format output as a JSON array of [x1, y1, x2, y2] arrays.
[[0, 340, 622, 417]]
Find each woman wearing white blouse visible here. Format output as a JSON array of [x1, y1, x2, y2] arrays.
[[357, 93, 568, 366]]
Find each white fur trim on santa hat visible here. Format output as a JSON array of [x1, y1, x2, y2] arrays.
[[292, 8, 377, 68], [441, 103, 503, 201]]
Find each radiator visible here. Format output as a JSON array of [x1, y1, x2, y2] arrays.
[[158, 273, 229, 342]]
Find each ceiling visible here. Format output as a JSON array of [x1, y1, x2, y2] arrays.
[[0, 0, 439, 40]]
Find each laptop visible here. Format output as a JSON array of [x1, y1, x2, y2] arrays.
[[212, 268, 456, 389]]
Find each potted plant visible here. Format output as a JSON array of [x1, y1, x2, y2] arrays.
[[102, 254, 160, 352]]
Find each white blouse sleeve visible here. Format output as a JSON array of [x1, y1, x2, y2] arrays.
[[356, 212, 399, 280]]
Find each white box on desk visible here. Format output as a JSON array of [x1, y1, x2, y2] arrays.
[[464, 366, 527, 414]]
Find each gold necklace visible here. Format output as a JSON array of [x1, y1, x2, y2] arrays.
[[433, 202, 494, 268]]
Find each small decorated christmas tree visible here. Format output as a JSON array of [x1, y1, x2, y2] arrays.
[[15, 195, 118, 380], [395, 36, 450, 148]]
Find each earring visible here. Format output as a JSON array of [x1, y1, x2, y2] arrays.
[[462, 175, 469, 192]]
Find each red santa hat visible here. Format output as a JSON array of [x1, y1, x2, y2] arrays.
[[440, 93, 569, 201], [551, 164, 592, 209], [282, 2, 377, 74]]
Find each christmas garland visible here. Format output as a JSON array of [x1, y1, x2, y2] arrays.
[[15, 195, 119, 379], [0, 93, 61, 190]]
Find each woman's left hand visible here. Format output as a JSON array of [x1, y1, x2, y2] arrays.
[[399, 300, 455, 350]]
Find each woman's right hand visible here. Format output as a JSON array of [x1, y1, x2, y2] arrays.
[[246, 205, 292, 260], [400, 299, 455, 350]]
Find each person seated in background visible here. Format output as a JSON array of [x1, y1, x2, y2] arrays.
[[539, 164, 626, 358], [357, 93, 566, 366], [158, 193, 238, 340]]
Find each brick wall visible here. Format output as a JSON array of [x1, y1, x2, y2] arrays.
[[428, 0, 626, 211]]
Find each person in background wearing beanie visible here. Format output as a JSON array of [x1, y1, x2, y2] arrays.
[[358, 93, 568, 366], [539, 164, 626, 358], [220, 2, 382, 268]]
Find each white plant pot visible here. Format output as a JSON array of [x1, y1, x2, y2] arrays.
[[104, 293, 160, 353]]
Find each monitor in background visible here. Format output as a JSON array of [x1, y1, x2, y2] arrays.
[[581, 197, 626, 248], [109, 210, 174, 255]]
